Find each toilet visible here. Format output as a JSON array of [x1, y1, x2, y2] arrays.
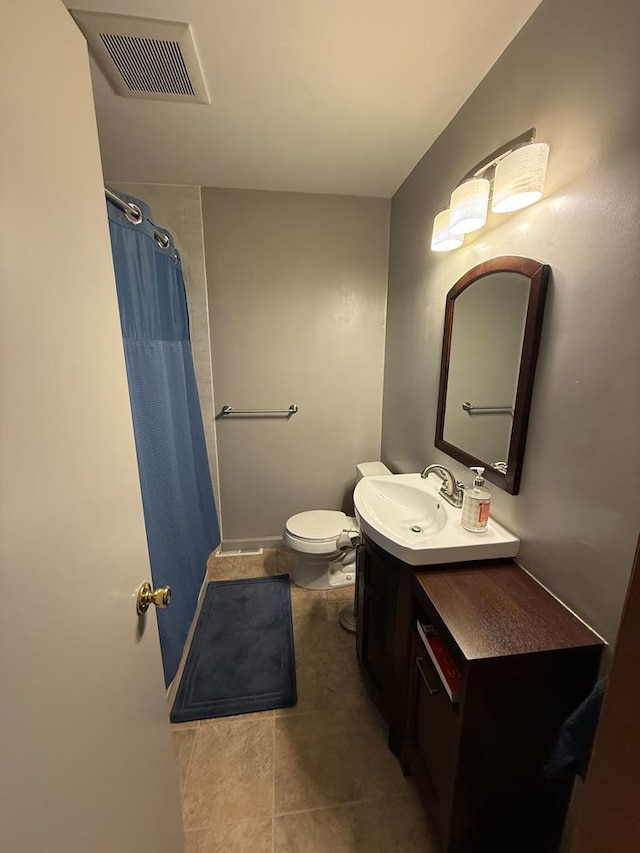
[[283, 462, 391, 590]]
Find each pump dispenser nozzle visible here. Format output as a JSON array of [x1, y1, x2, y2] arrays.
[[470, 466, 485, 486]]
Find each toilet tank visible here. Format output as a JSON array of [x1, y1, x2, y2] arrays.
[[355, 461, 391, 482]]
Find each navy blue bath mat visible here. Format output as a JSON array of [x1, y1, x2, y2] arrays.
[[170, 574, 297, 722]]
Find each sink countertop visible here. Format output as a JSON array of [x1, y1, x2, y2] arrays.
[[354, 473, 519, 567]]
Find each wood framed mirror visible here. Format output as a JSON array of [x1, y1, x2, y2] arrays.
[[435, 256, 549, 494]]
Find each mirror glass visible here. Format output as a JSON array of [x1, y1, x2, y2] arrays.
[[435, 257, 549, 494], [443, 272, 529, 469]]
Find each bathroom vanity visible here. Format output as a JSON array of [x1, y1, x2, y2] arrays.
[[356, 535, 603, 852]]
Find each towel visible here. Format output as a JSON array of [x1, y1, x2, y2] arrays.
[[544, 677, 607, 780], [336, 529, 359, 551]]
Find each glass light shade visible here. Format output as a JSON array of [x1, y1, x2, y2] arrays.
[[492, 142, 549, 213], [431, 209, 463, 252], [449, 178, 490, 235]]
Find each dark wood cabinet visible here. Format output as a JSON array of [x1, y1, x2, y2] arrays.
[[355, 542, 399, 717], [406, 627, 461, 832], [356, 535, 604, 852]]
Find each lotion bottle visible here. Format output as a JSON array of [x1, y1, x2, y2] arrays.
[[461, 467, 491, 533]]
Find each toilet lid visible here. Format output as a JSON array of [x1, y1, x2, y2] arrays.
[[286, 510, 347, 540]]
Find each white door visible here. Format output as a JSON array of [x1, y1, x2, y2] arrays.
[[0, 2, 183, 851]]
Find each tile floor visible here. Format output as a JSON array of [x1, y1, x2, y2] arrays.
[[172, 548, 437, 852]]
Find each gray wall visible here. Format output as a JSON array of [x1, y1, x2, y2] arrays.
[[382, 0, 640, 645], [202, 189, 390, 545], [112, 183, 221, 518]]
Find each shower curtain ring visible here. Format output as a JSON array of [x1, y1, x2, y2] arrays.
[[124, 203, 143, 225]]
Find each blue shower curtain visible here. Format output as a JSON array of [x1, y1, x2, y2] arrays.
[[107, 192, 220, 686]]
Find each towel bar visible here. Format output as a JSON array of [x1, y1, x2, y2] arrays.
[[462, 402, 513, 415], [220, 404, 298, 416]]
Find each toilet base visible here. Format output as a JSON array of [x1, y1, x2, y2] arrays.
[[291, 552, 356, 591]]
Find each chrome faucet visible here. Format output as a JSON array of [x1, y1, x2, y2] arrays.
[[420, 464, 465, 508]]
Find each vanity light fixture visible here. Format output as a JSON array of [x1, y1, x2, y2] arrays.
[[492, 142, 549, 213], [431, 209, 464, 252], [432, 128, 549, 251], [449, 177, 490, 235]]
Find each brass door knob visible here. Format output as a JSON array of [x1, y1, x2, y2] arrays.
[[136, 582, 172, 616]]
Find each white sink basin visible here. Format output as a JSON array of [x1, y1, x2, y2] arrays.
[[353, 473, 519, 566]]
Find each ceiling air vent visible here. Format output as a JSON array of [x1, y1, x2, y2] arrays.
[[69, 11, 209, 104]]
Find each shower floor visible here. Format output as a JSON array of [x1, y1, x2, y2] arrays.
[[171, 547, 436, 853]]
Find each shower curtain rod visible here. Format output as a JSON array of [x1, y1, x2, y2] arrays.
[[104, 186, 173, 251]]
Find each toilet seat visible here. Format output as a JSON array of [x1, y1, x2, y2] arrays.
[[286, 510, 347, 540], [284, 510, 351, 556]]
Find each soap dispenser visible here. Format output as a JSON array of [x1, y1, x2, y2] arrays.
[[461, 467, 491, 533]]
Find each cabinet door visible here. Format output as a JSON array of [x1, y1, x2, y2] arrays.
[[356, 543, 398, 718], [405, 630, 460, 837]]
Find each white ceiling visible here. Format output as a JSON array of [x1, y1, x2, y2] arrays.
[[65, 0, 542, 197]]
